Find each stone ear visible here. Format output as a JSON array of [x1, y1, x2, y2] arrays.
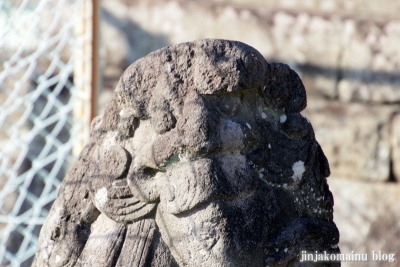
[[90, 116, 103, 138], [263, 63, 307, 113], [316, 142, 331, 178]]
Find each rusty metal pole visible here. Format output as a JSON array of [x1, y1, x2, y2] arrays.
[[91, 0, 100, 123], [72, 0, 99, 157]]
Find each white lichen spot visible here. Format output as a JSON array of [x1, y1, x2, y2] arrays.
[[280, 114, 287, 123], [259, 173, 264, 179], [291, 160, 305, 182], [284, 248, 288, 253], [268, 144, 271, 149], [276, 248, 279, 252], [246, 123, 251, 129], [55, 255, 61, 264], [95, 187, 108, 209], [119, 109, 125, 116], [261, 112, 267, 119]]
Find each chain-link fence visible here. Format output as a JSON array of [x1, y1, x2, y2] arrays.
[[0, 0, 96, 266]]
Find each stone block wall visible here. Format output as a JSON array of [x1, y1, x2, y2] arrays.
[[99, 1, 400, 265]]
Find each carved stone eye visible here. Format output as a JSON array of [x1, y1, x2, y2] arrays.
[[280, 113, 310, 139], [262, 84, 291, 114], [216, 93, 241, 116], [148, 99, 176, 134], [150, 110, 176, 134]]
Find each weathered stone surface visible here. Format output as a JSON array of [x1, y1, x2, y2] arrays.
[[302, 97, 396, 182], [391, 112, 400, 181], [34, 39, 339, 266], [329, 178, 400, 267]]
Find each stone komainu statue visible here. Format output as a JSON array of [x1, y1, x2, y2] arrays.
[[33, 39, 340, 267]]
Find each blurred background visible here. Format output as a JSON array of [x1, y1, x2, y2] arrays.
[[0, 0, 399, 266]]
